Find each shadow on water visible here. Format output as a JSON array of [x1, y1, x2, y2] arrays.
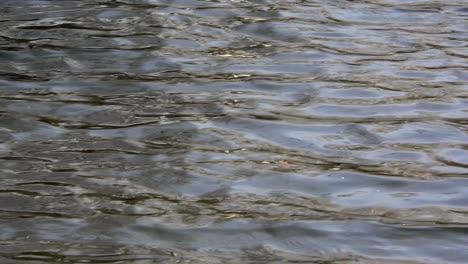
[[1, 0, 468, 263]]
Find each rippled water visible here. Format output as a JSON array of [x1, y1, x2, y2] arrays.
[[1, 0, 468, 263]]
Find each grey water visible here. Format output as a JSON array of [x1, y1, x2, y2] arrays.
[[1, 0, 468, 263]]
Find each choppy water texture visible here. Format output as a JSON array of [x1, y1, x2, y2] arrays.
[[1, 0, 468, 263]]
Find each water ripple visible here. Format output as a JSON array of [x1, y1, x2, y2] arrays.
[[1, 0, 468, 263]]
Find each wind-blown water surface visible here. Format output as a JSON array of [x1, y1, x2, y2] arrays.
[[1, 0, 468, 263]]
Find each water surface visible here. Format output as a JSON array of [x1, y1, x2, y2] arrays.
[[1, 0, 468, 263]]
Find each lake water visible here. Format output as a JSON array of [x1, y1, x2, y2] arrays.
[[1, 0, 468, 263]]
